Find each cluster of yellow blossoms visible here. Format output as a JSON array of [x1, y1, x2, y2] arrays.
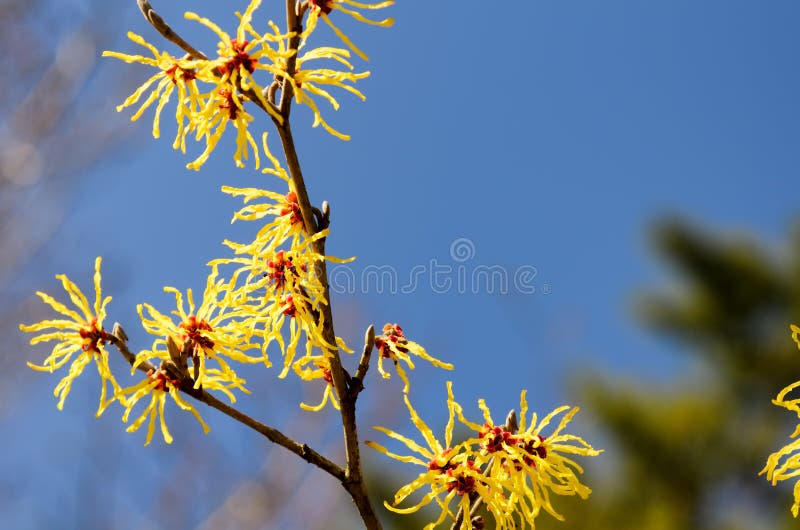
[[22, 0, 400, 445], [103, 0, 385, 170], [20, 2, 608, 529], [367, 382, 602, 529]]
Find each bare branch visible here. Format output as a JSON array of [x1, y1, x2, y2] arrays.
[[108, 322, 345, 483], [136, 0, 207, 60], [189, 386, 346, 482], [351, 325, 375, 395]]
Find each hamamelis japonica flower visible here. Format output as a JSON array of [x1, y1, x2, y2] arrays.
[[456, 392, 602, 525], [220, 136, 306, 255], [102, 32, 206, 153], [369, 383, 602, 529], [20, 257, 120, 415], [186, 0, 284, 121], [183, 1, 295, 170], [120, 366, 209, 446], [219, 245, 352, 378], [105, 1, 294, 170], [375, 323, 454, 393], [135, 267, 261, 394], [293, 353, 340, 412], [305, 0, 394, 61], [222, 185, 305, 255], [367, 383, 514, 530], [761, 325, 800, 516], [268, 21, 369, 140], [187, 85, 263, 171]]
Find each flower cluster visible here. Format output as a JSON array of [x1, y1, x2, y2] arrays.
[[103, 0, 387, 169], [761, 325, 800, 516], [20, 0, 400, 445], [23, 8, 611, 530], [368, 382, 602, 529]]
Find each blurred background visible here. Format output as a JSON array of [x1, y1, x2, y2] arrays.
[[2, 0, 800, 528]]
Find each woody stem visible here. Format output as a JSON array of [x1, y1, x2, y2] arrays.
[[107, 329, 345, 482], [254, 3, 383, 530]]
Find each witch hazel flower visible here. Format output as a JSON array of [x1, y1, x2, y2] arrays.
[[375, 323, 453, 393]]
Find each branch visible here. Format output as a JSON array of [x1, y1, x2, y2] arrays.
[[108, 323, 346, 483], [279, 0, 304, 114], [188, 385, 345, 482], [351, 325, 375, 395], [135, 0, 279, 117], [266, 4, 382, 528], [136, 0, 207, 60]]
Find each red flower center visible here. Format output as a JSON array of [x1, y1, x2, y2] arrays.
[[480, 424, 518, 453], [310, 0, 334, 15], [281, 294, 297, 317], [375, 323, 409, 358], [219, 39, 258, 75], [164, 63, 196, 84], [79, 317, 110, 355], [280, 192, 304, 228], [217, 88, 240, 120], [179, 315, 215, 352], [445, 460, 477, 496], [148, 368, 179, 392], [317, 364, 333, 384], [516, 435, 548, 469], [266, 251, 300, 291]]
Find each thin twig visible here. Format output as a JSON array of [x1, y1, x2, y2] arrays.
[[267, 2, 382, 528], [108, 323, 346, 482], [351, 325, 375, 395], [137, 0, 279, 117], [274, 82, 384, 530], [188, 386, 346, 481], [137, 0, 207, 60]]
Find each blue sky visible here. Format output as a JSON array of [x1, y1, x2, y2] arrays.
[[8, 1, 800, 527]]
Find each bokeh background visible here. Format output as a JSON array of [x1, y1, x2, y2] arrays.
[[3, 1, 800, 528]]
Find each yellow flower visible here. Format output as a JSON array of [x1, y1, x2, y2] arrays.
[[222, 185, 305, 254], [186, 84, 263, 170], [293, 353, 340, 412], [20, 257, 120, 415], [218, 246, 351, 378], [367, 383, 515, 530], [305, 0, 394, 61], [369, 383, 602, 529], [135, 266, 261, 394], [270, 23, 369, 140], [187, 0, 289, 118], [375, 323, 454, 393], [456, 393, 602, 525], [183, 0, 293, 170], [106, 1, 295, 170], [220, 135, 306, 255], [120, 366, 209, 445], [103, 32, 207, 153], [761, 324, 800, 517]]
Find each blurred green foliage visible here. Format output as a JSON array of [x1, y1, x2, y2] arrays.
[[538, 219, 800, 530]]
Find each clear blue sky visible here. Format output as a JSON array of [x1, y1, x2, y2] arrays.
[[8, 1, 800, 527]]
